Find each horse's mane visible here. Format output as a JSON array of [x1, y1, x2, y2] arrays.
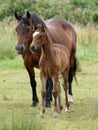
[[21, 12, 44, 26]]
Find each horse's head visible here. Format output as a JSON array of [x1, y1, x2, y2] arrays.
[[30, 23, 47, 53], [15, 11, 34, 54]]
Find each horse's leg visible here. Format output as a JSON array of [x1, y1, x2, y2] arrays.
[[40, 74, 47, 118], [52, 76, 59, 117], [62, 71, 70, 113], [57, 80, 63, 112], [25, 64, 39, 107], [45, 77, 53, 108], [68, 56, 77, 104], [68, 68, 74, 103]]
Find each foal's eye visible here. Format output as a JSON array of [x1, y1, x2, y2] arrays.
[[39, 35, 42, 39]]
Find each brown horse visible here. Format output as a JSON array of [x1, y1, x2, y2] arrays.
[[15, 11, 77, 107], [30, 23, 70, 118]]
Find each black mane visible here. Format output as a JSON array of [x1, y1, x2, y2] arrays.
[[21, 12, 44, 26]]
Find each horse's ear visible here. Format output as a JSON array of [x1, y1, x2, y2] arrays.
[[27, 11, 31, 19], [14, 11, 22, 21], [41, 23, 47, 32]]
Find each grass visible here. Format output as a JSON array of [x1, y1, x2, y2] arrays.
[[0, 57, 98, 130], [0, 19, 17, 60], [0, 20, 98, 130]]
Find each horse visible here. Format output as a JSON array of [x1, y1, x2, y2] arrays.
[[15, 11, 77, 107], [30, 23, 70, 118]]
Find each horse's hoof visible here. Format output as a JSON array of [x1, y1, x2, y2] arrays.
[[45, 101, 51, 108], [40, 113, 44, 118], [53, 112, 59, 118], [65, 108, 70, 113], [68, 94, 74, 104], [59, 105, 63, 110], [30, 100, 38, 107]]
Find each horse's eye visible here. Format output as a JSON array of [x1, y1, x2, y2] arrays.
[[27, 27, 30, 32], [39, 35, 42, 39]]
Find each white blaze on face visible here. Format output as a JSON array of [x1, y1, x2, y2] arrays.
[[33, 31, 40, 38]]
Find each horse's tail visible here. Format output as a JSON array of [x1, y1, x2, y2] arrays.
[[73, 56, 78, 84]]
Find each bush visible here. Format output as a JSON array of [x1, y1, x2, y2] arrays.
[[0, 19, 17, 60], [0, 0, 98, 25]]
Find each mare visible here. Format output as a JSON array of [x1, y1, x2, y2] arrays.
[[15, 11, 77, 107], [30, 23, 70, 118]]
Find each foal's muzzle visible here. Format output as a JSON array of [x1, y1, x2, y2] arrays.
[[15, 44, 25, 54], [30, 45, 39, 53]]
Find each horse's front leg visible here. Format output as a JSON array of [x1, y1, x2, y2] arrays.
[[25, 63, 39, 107], [52, 76, 59, 117], [40, 73, 47, 118]]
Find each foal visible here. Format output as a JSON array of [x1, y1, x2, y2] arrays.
[[30, 24, 70, 118]]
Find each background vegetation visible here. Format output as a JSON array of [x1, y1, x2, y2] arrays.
[[0, 0, 98, 130], [0, 0, 98, 25]]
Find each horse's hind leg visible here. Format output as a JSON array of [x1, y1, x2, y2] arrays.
[[26, 66, 39, 107], [68, 68, 74, 103], [62, 71, 70, 113], [68, 56, 77, 104], [57, 81, 63, 112], [45, 77, 53, 108], [52, 76, 59, 117]]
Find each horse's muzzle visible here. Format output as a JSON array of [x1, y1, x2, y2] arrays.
[[30, 45, 39, 53], [15, 44, 25, 54]]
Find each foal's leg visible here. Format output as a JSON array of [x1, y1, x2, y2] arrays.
[[52, 76, 59, 117], [25, 64, 39, 107], [40, 74, 47, 118], [57, 81, 63, 112], [62, 71, 70, 113]]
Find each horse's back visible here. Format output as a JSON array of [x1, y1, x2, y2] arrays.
[[45, 18, 76, 54]]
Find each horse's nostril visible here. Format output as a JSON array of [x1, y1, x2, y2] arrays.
[[31, 46, 35, 52], [20, 46, 24, 51], [15, 44, 25, 54]]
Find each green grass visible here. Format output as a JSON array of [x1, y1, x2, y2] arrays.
[[0, 19, 98, 130], [0, 57, 98, 130], [0, 19, 17, 60]]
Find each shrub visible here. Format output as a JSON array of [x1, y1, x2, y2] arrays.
[[0, 19, 17, 60]]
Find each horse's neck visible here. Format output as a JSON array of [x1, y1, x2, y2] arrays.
[[41, 39, 54, 60]]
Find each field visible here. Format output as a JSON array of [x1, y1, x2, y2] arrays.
[[0, 20, 98, 130], [0, 57, 98, 130]]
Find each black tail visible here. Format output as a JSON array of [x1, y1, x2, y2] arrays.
[[73, 56, 78, 85]]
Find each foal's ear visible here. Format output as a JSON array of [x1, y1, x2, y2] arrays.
[[27, 11, 31, 19], [14, 11, 22, 21], [37, 23, 45, 32]]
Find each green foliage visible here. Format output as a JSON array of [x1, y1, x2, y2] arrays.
[[0, 19, 17, 60], [0, 0, 98, 25]]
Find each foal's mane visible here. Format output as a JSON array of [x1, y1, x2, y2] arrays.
[[39, 23, 53, 45]]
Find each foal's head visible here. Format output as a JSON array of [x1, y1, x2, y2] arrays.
[[30, 24, 48, 53]]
